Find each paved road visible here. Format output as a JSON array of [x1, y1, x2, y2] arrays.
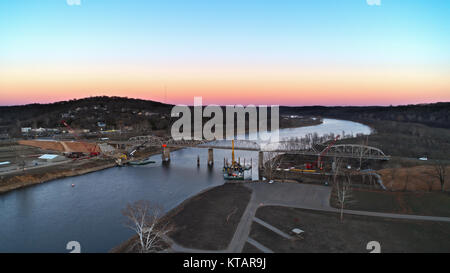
[[0, 159, 72, 176], [253, 217, 293, 240], [227, 182, 332, 252], [228, 193, 259, 252], [246, 237, 274, 253]]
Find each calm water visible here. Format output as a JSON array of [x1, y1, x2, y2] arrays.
[[0, 119, 370, 253]]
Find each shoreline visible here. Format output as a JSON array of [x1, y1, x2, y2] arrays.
[[0, 149, 164, 195], [109, 184, 221, 253], [110, 181, 256, 253], [0, 160, 117, 195]]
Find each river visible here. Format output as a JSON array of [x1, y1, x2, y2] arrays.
[[0, 119, 371, 253]]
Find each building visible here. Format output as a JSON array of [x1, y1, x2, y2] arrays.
[[38, 154, 65, 163], [21, 127, 32, 133]]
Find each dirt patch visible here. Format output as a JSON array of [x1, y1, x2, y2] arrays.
[[18, 140, 100, 153], [378, 165, 450, 191], [167, 183, 252, 250], [252, 206, 450, 253]]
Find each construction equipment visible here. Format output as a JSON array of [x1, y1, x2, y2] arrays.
[[127, 140, 150, 158], [66, 152, 85, 159], [316, 135, 340, 170], [304, 135, 340, 170], [61, 120, 100, 157], [223, 140, 248, 180]]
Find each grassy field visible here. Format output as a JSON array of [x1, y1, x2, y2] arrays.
[[340, 189, 450, 217], [242, 242, 263, 253], [167, 183, 252, 250], [251, 206, 450, 253]]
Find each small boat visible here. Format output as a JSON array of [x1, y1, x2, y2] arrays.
[[223, 172, 245, 180], [129, 158, 156, 166], [223, 165, 245, 180]]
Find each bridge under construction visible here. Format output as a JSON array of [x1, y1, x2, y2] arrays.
[[119, 135, 391, 165]]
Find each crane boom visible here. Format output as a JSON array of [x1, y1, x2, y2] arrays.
[[317, 135, 340, 169]]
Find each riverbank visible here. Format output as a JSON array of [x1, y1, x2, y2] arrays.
[[111, 183, 252, 253], [0, 148, 164, 195], [0, 159, 116, 194], [110, 184, 221, 253], [279, 116, 323, 129]]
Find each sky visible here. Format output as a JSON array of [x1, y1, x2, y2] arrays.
[[0, 0, 449, 106]]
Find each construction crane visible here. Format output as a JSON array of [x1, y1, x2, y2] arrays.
[[316, 135, 340, 170], [61, 120, 100, 157], [304, 135, 340, 170]]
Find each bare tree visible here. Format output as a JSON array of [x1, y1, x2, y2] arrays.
[[332, 158, 343, 181], [335, 173, 354, 222], [122, 200, 172, 253], [332, 158, 354, 221], [263, 151, 282, 182], [428, 162, 447, 192]]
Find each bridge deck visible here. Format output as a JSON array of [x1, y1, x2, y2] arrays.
[[163, 144, 391, 160]]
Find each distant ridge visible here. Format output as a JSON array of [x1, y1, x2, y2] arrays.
[[280, 102, 450, 129], [0, 97, 449, 136]]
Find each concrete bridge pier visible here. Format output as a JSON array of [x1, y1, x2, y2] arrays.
[[207, 148, 214, 166], [162, 147, 171, 163]]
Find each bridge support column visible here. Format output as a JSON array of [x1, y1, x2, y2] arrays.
[[162, 147, 171, 162], [207, 148, 214, 166]]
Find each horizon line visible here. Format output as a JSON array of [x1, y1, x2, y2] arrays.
[[1, 96, 449, 108]]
